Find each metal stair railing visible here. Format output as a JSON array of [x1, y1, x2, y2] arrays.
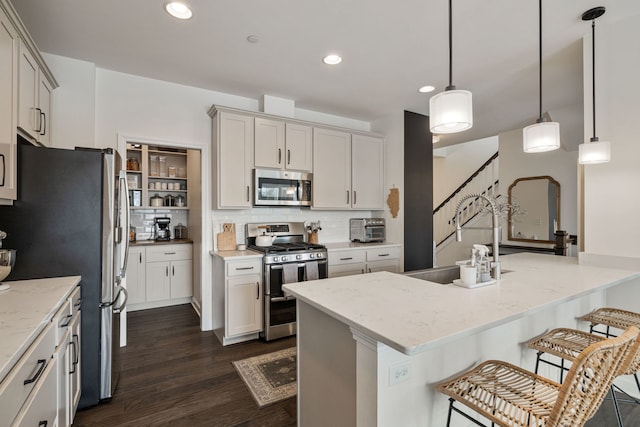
[[434, 152, 500, 246]]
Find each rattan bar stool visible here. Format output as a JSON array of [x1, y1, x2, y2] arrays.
[[437, 326, 640, 427], [579, 307, 640, 397]]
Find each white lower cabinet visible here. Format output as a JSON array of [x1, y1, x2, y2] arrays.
[[0, 284, 79, 427], [328, 244, 401, 278], [213, 255, 263, 345], [126, 246, 146, 304], [128, 243, 193, 311], [12, 356, 58, 427]]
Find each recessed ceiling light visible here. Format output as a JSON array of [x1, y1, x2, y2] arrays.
[[418, 85, 435, 93], [323, 54, 343, 65], [164, 2, 193, 20]]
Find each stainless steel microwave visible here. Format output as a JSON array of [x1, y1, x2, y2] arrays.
[[253, 169, 312, 207]]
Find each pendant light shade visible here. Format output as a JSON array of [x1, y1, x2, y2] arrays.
[[578, 6, 610, 165], [523, 120, 560, 153], [579, 139, 610, 164], [429, 0, 473, 134], [429, 89, 473, 133], [523, 0, 560, 153]]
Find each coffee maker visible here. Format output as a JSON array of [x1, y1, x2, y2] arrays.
[[154, 217, 171, 241]]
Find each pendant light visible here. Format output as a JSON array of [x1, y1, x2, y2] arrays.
[[523, 0, 560, 153], [429, 0, 473, 134], [578, 7, 610, 164]]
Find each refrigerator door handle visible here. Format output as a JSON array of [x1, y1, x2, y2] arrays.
[[100, 286, 123, 308], [113, 286, 128, 314], [118, 171, 131, 279]]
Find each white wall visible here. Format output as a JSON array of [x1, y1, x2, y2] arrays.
[[499, 128, 578, 246], [42, 54, 96, 150], [433, 136, 499, 207], [372, 111, 405, 268], [582, 14, 640, 264]]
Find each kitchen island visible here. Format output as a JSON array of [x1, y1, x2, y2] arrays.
[[283, 253, 640, 426]]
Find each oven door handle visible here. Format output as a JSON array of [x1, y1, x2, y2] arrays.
[[270, 296, 296, 302]]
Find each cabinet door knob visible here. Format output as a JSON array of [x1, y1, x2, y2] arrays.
[[40, 112, 47, 136], [247, 186, 250, 202], [287, 149, 291, 165], [256, 282, 260, 300], [353, 190, 357, 205], [346, 191, 349, 204], [278, 148, 282, 164], [166, 266, 169, 276]]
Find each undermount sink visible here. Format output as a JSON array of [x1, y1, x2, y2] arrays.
[[403, 265, 511, 284]]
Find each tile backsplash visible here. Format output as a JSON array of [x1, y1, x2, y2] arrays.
[[211, 208, 379, 249], [131, 209, 189, 240]]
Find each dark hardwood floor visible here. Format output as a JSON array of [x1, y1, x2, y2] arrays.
[[72, 304, 296, 427]]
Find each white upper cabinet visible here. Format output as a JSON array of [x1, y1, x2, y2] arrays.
[[312, 128, 351, 209], [284, 123, 312, 171], [0, 5, 18, 200], [18, 39, 53, 146], [351, 134, 384, 209], [254, 117, 284, 169], [210, 109, 254, 209], [313, 129, 384, 210], [254, 118, 312, 172]]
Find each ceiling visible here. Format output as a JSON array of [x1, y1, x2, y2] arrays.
[[11, 0, 640, 148]]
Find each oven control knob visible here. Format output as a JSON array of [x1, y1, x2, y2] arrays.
[[281, 256, 288, 262], [296, 255, 302, 260], [273, 257, 279, 262], [309, 253, 315, 259], [316, 253, 323, 258]]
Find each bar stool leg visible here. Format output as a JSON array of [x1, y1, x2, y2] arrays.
[[610, 387, 624, 427]]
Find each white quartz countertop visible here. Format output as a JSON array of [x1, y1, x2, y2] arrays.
[[324, 241, 401, 251], [210, 249, 263, 260], [283, 253, 640, 355], [0, 276, 81, 382]]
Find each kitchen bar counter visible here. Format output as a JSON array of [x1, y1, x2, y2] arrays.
[[0, 276, 81, 381], [283, 253, 640, 426]]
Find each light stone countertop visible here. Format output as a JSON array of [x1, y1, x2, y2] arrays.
[[324, 241, 401, 251], [210, 249, 263, 260], [283, 253, 640, 355], [0, 276, 81, 382]]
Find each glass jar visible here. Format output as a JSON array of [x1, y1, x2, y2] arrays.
[[149, 155, 159, 176], [159, 156, 167, 177]]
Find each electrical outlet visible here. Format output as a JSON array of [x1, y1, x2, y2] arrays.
[[389, 361, 411, 386]]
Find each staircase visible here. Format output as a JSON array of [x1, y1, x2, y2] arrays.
[[433, 152, 500, 247]]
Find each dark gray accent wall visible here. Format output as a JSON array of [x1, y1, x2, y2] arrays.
[[404, 111, 433, 271]]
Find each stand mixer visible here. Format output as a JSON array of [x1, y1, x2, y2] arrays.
[[0, 230, 16, 291]]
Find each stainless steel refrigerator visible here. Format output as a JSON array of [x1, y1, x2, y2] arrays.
[[0, 137, 130, 408]]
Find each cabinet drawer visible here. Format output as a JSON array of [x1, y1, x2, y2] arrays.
[[146, 244, 192, 262], [366, 246, 400, 261], [227, 259, 262, 277], [328, 250, 366, 265], [70, 286, 82, 318], [12, 356, 57, 427], [52, 298, 72, 345], [0, 323, 55, 427], [329, 263, 365, 277]]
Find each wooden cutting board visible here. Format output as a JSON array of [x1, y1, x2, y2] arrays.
[[217, 223, 237, 250]]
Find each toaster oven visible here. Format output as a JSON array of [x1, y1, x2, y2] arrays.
[[350, 218, 385, 243]]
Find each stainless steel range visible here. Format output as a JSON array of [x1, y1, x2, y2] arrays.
[[246, 222, 328, 341]]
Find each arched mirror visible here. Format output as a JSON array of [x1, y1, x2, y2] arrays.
[[507, 176, 560, 243]]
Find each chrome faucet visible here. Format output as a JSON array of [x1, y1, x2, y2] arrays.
[[454, 194, 501, 280]]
